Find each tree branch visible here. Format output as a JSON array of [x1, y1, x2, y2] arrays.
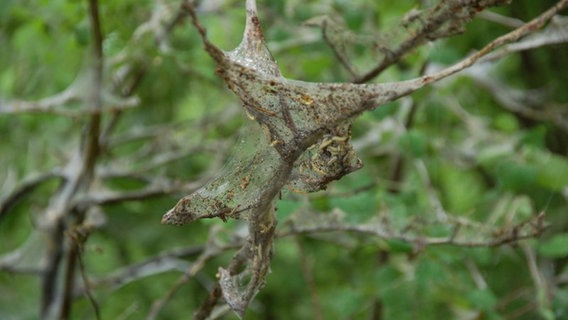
[[41, 0, 107, 317], [0, 169, 64, 220], [0, 93, 139, 116], [464, 63, 568, 134], [480, 14, 568, 62], [278, 210, 547, 248], [73, 244, 208, 297], [354, 0, 514, 83], [74, 179, 204, 207]]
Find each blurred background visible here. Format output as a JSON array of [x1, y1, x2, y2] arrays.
[[1, 0, 567, 319]]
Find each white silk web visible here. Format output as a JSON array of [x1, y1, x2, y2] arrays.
[[161, 0, 445, 224]]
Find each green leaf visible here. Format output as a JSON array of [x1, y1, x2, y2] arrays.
[[386, 239, 413, 254], [535, 156, 568, 192], [538, 234, 568, 258], [310, 195, 331, 212], [468, 288, 498, 311], [438, 165, 485, 213], [520, 126, 547, 148], [476, 143, 513, 166], [492, 113, 519, 133], [330, 190, 377, 222], [495, 161, 537, 192], [277, 199, 301, 220], [397, 130, 426, 158]]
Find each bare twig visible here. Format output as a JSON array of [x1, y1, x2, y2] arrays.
[[278, 210, 547, 248], [133, 143, 226, 173], [481, 15, 568, 62], [76, 240, 101, 320], [319, 17, 360, 78], [465, 64, 568, 134], [0, 94, 139, 116], [465, 258, 488, 289], [0, 169, 64, 220], [496, 287, 533, 314], [354, 0, 514, 83], [0, 86, 77, 114], [147, 226, 238, 320], [83, 0, 104, 179], [40, 0, 107, 317], [100, 0, 198, 145], [193, 243, 251, 320], [478, 10, 525, 28], [61, 233, 80, 320], [73, 180, 203, 207], [73, 244, 209, 297], [521, 243, 553, 316]]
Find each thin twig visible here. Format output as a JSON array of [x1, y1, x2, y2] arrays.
[[481, 15, 568, 62], [41, 221, 65, 318], [465, 65, 568, 134], [193, 243, 250, 320], [0, 88, 77, 115], [147, 227, 234, 320], [417, 0, 568, 86], [73, 177, 206, 209], [76, 243, 101, 320], [0, 96, 138, 116], [83, 0, 104, 180], [320, 18, 359, 79], [521, 243, 552, 315], [355, 0, 513, 83], [278, 210, 547, 248], [0, 169, 64, 220], [61, 234, 79, 320], [74, 245, 207, 297], [478, 10, 525, 28], [41, 0, 106, 317]]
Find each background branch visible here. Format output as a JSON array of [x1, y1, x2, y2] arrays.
[[354, 0, 513, 83]]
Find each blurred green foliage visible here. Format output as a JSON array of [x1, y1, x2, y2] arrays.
[[1, 0, 568, 319]]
